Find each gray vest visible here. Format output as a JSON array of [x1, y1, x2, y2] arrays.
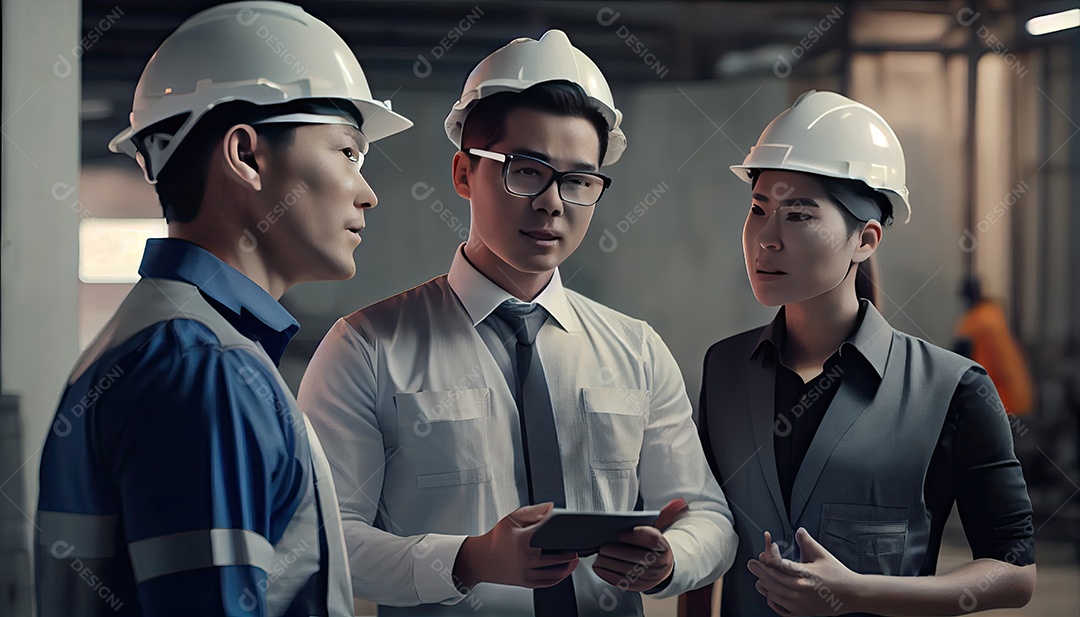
[[38, 278, 353, 617], [703, 312, 972, 617]]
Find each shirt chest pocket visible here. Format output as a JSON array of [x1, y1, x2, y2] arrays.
[[394, 389, 492, 488], [581, 387, 649, 467]]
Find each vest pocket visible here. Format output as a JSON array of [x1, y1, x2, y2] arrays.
[[820, 503, 908, 575]]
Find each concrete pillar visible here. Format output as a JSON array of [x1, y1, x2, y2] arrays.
[[1, 0, 82, 610]]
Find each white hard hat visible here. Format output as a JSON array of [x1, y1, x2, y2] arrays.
[[731, 90, 911, 224], [109, 1, 412, 182], [444, 29, 626, 166]]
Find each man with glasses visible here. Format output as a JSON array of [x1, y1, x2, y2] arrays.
[[298, 30, 736, 616], [464, 148, 612, 207]]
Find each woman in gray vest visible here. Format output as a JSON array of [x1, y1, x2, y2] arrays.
[[698, 91, 1035, 616]]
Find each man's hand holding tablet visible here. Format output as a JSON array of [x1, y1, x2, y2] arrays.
[[453, 499, 689, 593], [529, 498, 690, 593], [453, 502, 579, 591], [590, 498, 688, 592], [529, 510, 662, 555]]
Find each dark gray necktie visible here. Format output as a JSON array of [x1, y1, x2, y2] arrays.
[[491, 300, 577, 617]]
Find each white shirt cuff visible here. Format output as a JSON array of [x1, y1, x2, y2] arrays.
[[412, 533, 470, 604], [649, 529, 694, 599]]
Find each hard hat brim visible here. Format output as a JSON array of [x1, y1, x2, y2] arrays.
[[730, 164, 912, 224], [109, 97, 414, 180], [351, 100, 414, 143]]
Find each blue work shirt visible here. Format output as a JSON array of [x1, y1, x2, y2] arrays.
[[36, 238, 318, 616]]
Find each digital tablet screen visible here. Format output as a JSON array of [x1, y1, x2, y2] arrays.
[[529, 509, 661, 555]]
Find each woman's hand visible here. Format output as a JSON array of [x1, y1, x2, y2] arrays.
[[747, 528, 862, 616]]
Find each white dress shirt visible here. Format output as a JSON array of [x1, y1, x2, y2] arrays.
[[298, 246, 736, 616]]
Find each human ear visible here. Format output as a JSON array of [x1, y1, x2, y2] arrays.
[[451, 150, 472, 200], [852, 219, 883, 264], [221, 124, 262, 191]]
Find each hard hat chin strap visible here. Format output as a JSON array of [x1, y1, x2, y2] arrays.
[[135, 130, 181, 184]]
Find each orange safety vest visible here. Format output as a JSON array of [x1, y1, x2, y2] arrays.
[[955, 300, 1035, 415]]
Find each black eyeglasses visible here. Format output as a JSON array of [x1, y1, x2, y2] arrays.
[[465, 148, 612, 206]]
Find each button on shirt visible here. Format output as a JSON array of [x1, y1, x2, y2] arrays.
[[298, 246, 737, 615], [36, 239, 321, 616]]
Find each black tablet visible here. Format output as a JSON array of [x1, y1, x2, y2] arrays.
[[529, 509, 661, 556]]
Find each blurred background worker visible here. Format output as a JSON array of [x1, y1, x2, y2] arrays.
[[32, 2, 410, 615], [956, 276, 1036, 417]]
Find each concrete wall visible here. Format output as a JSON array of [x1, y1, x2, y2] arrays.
[[1, 0, 81, 613]]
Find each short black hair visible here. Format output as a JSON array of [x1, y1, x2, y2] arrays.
[[749, 169, 894, 237], [817, 174, 895, 233], [460, 81, 609, 165], [136, 99, 359, 223]]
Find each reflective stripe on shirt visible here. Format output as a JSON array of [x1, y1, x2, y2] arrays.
[[129, 528, 276, 583]]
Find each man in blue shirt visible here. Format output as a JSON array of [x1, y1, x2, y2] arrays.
[[34, 3, 411, 615]]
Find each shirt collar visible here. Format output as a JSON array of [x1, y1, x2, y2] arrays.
[[751, 299, 891, 380], [753, 307, 787, 361], [446, 244, 581, 332], [138, 238, 300, 363], [842, 299, 892, 379]]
